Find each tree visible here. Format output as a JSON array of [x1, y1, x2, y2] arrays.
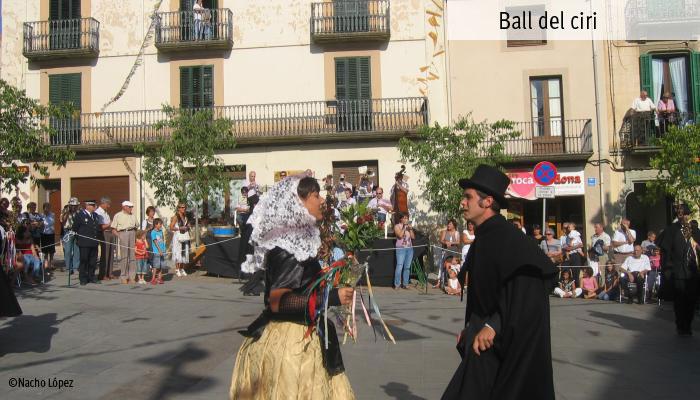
[[647, 123, 700, 207], [135, 106, 236, 210], [398, 114, 520, 216], [0, 80, 75, 193]]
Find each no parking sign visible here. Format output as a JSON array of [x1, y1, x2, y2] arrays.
[[533, 161, 557, 186]]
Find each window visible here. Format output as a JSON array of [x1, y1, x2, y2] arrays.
[[505, 5, 547, 48], [49, 0, 81, 49], [639, 52, 700, 117], [335, 57, 372, 131], [180, 65, 214, 108], [49, 73, 81, 145], [530, 77, 563, 137], [185, 166, 246, 223], [333, 0, 369, 33]]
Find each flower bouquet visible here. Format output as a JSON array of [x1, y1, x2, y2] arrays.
[[307, 199, 395, 346]]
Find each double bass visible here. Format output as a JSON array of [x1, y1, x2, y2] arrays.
[[391, 165, 409, 224]]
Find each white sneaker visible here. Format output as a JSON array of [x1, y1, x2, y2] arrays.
[[139, 280, 146, 285], [175, 270, 182, 277], [181, 270, 188, 276]]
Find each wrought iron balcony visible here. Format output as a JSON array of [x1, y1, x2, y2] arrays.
[[44, 97, 428, 148], [23, 18, 100, 61], [483, 119, 594, 160], [618, 111, 696, 152], [311, 0, 390, 43], [154, 8, 233, 52]]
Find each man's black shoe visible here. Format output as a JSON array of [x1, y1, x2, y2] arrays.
[[626, 298, 633, 304], [80, 281, 87, 286]]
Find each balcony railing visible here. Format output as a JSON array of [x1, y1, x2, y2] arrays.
[[23, 18, 100, 60], [311, 0, 390, 43], [625, 0, 700, 24], [154, 8, 233, 51], [44, 97, 428, 147], [483, 119, 593, 159], [619, 111, 696, 151]]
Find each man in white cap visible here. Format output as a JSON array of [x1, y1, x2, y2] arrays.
[[111, 201, 139, 284]]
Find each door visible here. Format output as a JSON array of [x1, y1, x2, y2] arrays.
[[334, 0, 369, 33], [530, 77, 564, 154], [49, 73, 82, 145], [49, 189, 62, 239], [71, 176, 130, 220], [50, 0, 81, 50], [335, 57, 372, 132]]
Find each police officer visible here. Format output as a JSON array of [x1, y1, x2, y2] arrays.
[[72, 200, 101, 285]]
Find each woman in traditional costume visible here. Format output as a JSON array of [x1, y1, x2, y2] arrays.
[[230, 176, 355, 400]]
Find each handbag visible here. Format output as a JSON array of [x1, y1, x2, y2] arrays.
[[546, 242, 564, 264], [177, 230, 191, 243]]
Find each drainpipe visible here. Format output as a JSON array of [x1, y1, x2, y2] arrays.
[[590, 1, 605, 226]]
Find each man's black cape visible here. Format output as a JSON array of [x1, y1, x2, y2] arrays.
[[443, 214, 557, 400]]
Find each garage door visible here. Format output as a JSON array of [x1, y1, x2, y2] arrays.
[[71, 176, 129, 219]]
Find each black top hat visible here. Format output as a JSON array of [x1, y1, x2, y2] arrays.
[[459, 164, 510, 208], [84, 200, 96, 206]]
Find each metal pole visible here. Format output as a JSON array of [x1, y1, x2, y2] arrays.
[[542, 198, 547, 234], [590, 0, 605, 226]]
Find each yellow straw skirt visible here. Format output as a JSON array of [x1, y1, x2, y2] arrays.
[[229, 321, 356, 400]]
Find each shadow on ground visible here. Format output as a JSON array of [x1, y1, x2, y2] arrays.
[[380, 382, 428, 400], [0, 312, 81, 356]]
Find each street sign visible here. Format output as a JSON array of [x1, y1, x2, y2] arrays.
[[587, 177, 597, 187], [533, 161, 557, 186], [536, 186, 556, 199]]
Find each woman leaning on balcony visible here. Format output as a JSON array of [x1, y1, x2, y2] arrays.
[[657, 92, 677, 135]]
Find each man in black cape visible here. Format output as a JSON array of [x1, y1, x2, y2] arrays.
[[658, 203, 699, 336], [443, 165, 557, 400]]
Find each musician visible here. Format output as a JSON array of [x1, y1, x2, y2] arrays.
[[658, 203, 699, 336], [391, 166, 409, 225]]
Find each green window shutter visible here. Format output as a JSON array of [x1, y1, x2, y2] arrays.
[[691, 52, 700, 117], [49, 73, 81, 109], [639, 54, 653, 100], [180, 67, 193, 108], [180, 66, 213, 108], [50, 0, 60, 20], [335, 58, 348, 100], [67, 73, 81, 110], [358, 57, 371, 100], [180, 0, 194, 11], [347, 57, 359, 100], [202, 66, 213, 107]]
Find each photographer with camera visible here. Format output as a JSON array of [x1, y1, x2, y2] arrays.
[[612, 218, 636, 267], [393, 213, 415, 289], [61, 198, 81, 274]]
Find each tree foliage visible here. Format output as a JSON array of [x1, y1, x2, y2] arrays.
[[398, 114, 520, 216], [135, 106, 236, 209], [647, 123, 700, 207], [0, 80, 75, 193]]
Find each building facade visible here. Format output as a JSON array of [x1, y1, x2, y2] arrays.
[[2, 0, 446, 224]]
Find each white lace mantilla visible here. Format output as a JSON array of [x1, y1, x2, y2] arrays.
[[240, 177, 320, 273]]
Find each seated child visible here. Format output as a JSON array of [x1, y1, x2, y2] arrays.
[[597, 261, 620, 301], [554, 269, 581, 298], [445, 265, 461, 295], [580, 267, 599, 299]]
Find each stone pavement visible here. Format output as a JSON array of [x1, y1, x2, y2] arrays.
[[1, 270, 699, 400]]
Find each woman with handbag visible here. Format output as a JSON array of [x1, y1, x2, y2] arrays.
[[541, 228, 564, 265], [170, 203, 191, 277]]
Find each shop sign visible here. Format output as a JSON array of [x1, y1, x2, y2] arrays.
[[587, 177, 597, 187], [507, 167, 585, 199]]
